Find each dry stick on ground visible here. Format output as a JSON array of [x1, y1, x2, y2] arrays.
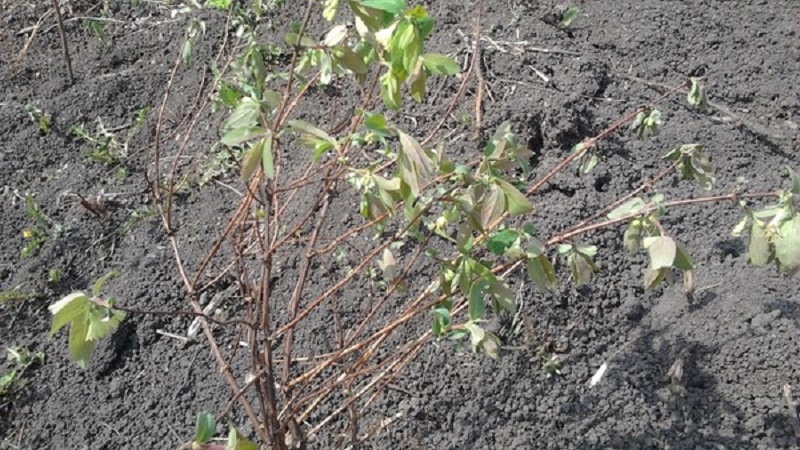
[[49, 0, 74, 83], [14, 9, 54, 72]]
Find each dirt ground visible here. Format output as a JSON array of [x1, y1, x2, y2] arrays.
[[1, 1, 799, 449]]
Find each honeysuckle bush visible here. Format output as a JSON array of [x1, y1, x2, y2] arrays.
[[48, 0, 799, 448]]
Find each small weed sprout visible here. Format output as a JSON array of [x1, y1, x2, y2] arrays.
[[20, 193, 60, 258], [0, 347, 44, 399], [23, 103, 51, 135]]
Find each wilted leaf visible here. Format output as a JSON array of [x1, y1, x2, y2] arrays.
[[479, 184, 506, 230], [378, 248, 397, 282], [227, 426, 258, 450], [607, 197, 645, 220], [240, 140, 263, 181], [410, 67, 427, 103], [468, 278, 490, 321], [731, 214, 749, 237], [687, 77, 709, 111], [748, 219, 771, 266], [288, 120, 339, 150], [644, 236, 676, 269], [323, 24, 348, 46], [569, 253, 597, 285], [397, 129, 433, 179], [579, 153, 598, 174], [479, 331, 500, 359], [526, 254, 557, 291], [643, 266, 668, 290], [774, 215, 800, 275]]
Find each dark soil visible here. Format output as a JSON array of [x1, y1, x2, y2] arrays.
[[1, 1, 799, 449]]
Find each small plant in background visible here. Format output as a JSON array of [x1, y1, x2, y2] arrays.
[[0, 347, 44, 400], [24, 103, 51, 135], [47, 268, 65, 284], [48, 272, 125, 369], [20, 193, 60, 258], [0, 288, 36, 303], [176, 412, 257, 450], [559, 6, 580, 28], [71, 107, 149, 167]]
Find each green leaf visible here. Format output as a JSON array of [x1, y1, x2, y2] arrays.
[[607, 197, 645, 220], [487, 229, 520, 256], [221, 127, 266, 147], [774, 215, 800, 275], [91, 270, 119, 297], [288, 120, 339, 152], [526, 254, 557, 292], [431, 307, 451, 335], [68, 315, 95, 369], [207, 0, 232, 9], [49, 292, 90, 335], [673, 240, 693, 271], [240, 140, 263, 181], [559, 6, 580, 28], [468, 278, 489, 321], [261, 134, 275, 180], [422, 53, 460, 75], [748, 219, 771, 266], [364, 113, 388, 133], [227, 426, 258, 450], [497, 180, 533, 216], [332, 46, 369, 74], [195, 412, 216, 444], [644, 236, 676, 269], [222, 97, 260, 133], [359, 0, 406, 14], [86, 307, 125, 342], [380, 71, 401, 110]]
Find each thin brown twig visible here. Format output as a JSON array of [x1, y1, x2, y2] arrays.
[[473, 0, 485, 139], [49, 0, 74, 83], [547, 191, 780, 246]]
